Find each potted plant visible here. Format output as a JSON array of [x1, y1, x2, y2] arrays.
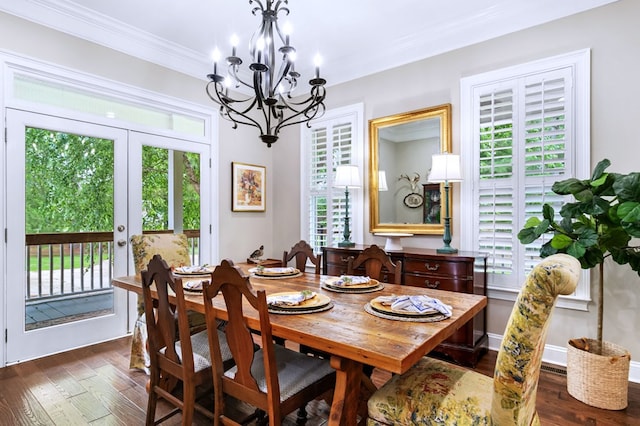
[[518, 158, 640, 410]]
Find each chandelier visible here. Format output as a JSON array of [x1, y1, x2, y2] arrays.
[[206, 0, 327, 147]]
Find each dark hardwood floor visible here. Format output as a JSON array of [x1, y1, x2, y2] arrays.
[[0, 336, 638, 425]]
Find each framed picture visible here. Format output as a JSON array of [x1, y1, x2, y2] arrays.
[[423, 183, 442, 224], [232, 162, 266, 212], [403, 192, 424, 208]]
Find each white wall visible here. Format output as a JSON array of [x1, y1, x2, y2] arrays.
[[273, 0, 640, 365]]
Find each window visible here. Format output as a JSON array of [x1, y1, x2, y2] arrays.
[[460, 50, 590, 309], [301, 104, 364, 252]]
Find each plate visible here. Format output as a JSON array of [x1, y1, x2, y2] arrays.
[[369, 298, 439, 317], [267, 291, 331, 310], [173, 265, 214, 276], [323, 276, 380, 289], [249, 267, 300, 277], [321, 282, 385, 294], [268, 301, 334, 315]]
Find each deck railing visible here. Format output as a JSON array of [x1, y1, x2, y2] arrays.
[[25, 230, 200, 302]]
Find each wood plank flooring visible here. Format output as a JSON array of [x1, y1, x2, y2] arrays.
[[0, 336, 638, 425]]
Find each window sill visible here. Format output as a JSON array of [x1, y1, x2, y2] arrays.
[[488, 287, 590, 311]]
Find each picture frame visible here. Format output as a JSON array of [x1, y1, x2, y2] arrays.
[[403, 192, 424, 209], [232, 162, 266, 212], [423, 183, 442, 224]]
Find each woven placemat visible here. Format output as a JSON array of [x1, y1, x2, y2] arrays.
[[321, 283, 385, 293], [268, 301, 334, 315], [364, 303, 447, 322], [251, 272, 304, 279]]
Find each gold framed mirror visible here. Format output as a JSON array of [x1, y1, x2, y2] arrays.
[[369, 104, 452, 235]]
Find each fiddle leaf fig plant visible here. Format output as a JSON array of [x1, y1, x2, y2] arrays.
[[518, 159, 640, 350]]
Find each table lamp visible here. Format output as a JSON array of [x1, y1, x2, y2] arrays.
[[334, 165, 360, 247], [428, 152, 462, 253]]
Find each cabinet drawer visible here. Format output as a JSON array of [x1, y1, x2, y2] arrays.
[[404, 258, 470, 277], [325, 250, 359, 266], [404, 273, 472, 292]]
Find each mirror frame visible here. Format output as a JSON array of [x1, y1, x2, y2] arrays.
[[369, 103, 452, 235]]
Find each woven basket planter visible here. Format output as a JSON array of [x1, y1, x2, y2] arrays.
[[567, 338, 630, 410]]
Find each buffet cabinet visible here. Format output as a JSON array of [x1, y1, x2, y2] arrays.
[[322, 245, 488, 367]]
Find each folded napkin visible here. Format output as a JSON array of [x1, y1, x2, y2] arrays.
[[374, 294, 452, 317], [175, 265, 211, 274], [183, 280, 204, 291], [332, 275, 371, 286], [267, 291, 316, 306], [258, 267, 296, 274]]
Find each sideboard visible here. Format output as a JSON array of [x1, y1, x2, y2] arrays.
[[322, 245, 488, 367]]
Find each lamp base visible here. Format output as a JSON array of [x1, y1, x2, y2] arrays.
[[338, 240, 356, 248], [437, 246, 458, 254]]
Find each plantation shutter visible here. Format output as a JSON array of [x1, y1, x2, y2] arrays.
[[475, 67, 573, 287], [308, 121, 353, 250]]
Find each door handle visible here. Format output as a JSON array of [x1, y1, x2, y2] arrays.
[[117, 225, 125, 232], [117, 239, 127, 247]]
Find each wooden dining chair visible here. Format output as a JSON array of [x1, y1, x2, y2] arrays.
[[129, 233, 202, 373], [367, 254, 581, 425], [282, 240, 322, 274], [347, 244, 402, 284], [202, 259, 336, 426], [142, 254, 234, 425]]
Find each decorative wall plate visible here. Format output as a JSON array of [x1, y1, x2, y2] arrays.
[[403, 193, 424, 208]]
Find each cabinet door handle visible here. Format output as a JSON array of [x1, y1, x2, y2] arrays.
[[425, 263, 440, 271], [425, 280, 440, 289]]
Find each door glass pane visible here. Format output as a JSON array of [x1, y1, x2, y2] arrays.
[[25, 127, 115, 330], [142, 146, 201, 264]]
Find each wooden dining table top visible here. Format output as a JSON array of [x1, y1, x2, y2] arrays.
[[112, 264, 487, 425]]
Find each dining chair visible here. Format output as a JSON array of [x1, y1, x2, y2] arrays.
[[347, 244, 402, 284], [367, 253, 581, 425], [141, 254, 234, 425], [129, 233, 205, 373], [282, 240, 322, 274], [202, 259, 336, 426]]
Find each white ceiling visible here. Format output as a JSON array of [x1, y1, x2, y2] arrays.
[[0, 0, 617, 87]]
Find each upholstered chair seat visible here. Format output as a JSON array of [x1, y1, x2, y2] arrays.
[[367, 253, 581, 426]]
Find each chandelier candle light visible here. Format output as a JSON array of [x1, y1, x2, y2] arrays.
[[428, 152, 462, 253], [334, 165, 360, 247], [206, 0, 327, 147]]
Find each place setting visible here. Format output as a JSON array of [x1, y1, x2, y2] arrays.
[[266, 290, 333, 315], [364, 294, 453, 322], [321, 275, 384, 293], [248, 266, 303, 279], [172, 265, 214, 292]]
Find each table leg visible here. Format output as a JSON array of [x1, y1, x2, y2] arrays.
[[328, 356, 362, 426]]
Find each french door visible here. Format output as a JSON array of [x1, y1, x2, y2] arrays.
[[5, 109, 131, 363], [5, 109, 212, 364]]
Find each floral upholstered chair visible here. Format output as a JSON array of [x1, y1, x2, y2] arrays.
[[129, 233, 196, 372], [367, 253, 580, 426]]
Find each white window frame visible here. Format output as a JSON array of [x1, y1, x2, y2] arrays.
[[300, 103, 365, 251], [460, 49, 591, 310]]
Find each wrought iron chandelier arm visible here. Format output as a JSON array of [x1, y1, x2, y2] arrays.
[[206, 81, 265, 133]]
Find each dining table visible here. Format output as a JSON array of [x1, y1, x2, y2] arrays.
[[112, 263, 487, 426]]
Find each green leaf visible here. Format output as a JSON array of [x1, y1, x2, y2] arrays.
[[552, 178, 588, 195], [535, 219, 550, 235], [567, 241, 587, 259], [542, 204, 555, 221], [540, 242, 558, 258], [551, 234, 573, 249], [518, 227, 541, 244], [590, 158, 611, 181], [613, 172, 640, 202], [523, 216, 542, 229]]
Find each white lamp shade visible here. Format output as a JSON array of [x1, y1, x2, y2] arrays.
[[428, 153, 462, 183], [334, 165, 361, 187], [378, 170, 388, 191]]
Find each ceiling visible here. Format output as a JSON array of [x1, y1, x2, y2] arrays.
[[1, 0, 617, 88]]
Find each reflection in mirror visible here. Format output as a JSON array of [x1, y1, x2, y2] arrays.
[[369, 104, 451, 235]]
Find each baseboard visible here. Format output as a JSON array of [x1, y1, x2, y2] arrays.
[[487, 333, 639, 383]]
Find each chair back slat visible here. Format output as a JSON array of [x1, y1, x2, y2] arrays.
[[282, 240, 322, 274], [347, 244, 402, 284]]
